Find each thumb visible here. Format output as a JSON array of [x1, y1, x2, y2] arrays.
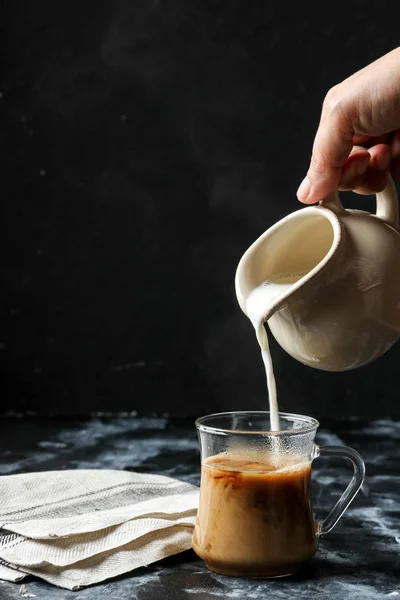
[[297, 95, 354, 204]]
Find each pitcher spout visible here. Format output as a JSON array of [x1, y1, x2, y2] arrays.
[[235, 204, 342, 321]]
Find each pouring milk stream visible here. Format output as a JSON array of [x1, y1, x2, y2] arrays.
[[245, 272, 307, 431]]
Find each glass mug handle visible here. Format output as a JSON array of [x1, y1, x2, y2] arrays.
[[313, 444, 366, 536]]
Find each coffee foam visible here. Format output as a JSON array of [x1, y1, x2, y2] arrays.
[[205, 450, 311, 475]]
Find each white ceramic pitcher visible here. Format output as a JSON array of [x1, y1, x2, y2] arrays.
[[235, 176, 400, 371]]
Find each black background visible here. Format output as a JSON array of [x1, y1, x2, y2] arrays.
[[1, 1, 400, 418]]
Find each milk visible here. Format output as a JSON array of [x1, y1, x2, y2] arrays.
[[245, 272, 307, 431]]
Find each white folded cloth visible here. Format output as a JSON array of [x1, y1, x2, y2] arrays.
[[0, 469, 199, 590]]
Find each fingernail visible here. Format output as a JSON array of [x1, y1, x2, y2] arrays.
[[297, 176, 311, 202], [375, 153, 390, 171]]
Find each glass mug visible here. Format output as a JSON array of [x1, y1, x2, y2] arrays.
[[192, 411, 365, 578]]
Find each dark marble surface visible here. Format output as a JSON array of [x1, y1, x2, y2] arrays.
[[0, 415, 399, 599]]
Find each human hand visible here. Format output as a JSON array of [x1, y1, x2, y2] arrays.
[[297, 47, 400, 204]]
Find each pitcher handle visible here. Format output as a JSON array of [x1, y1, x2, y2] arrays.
[[313, 444, 365, 536], [376, 174, 399, 229], [319, 190, 345, 214], [319, 169, 399, 230]]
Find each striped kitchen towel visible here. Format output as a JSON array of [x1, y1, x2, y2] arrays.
[[0, 469, 198, 590]]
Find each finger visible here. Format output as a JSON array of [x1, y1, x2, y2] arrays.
[[297, 92, 354, 204], [390, 131, 400, 180], [353, 134, 392, 148], [339, 149, 370, 191], [352, 144, 391, 195], [353, 135, 371, 145]]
